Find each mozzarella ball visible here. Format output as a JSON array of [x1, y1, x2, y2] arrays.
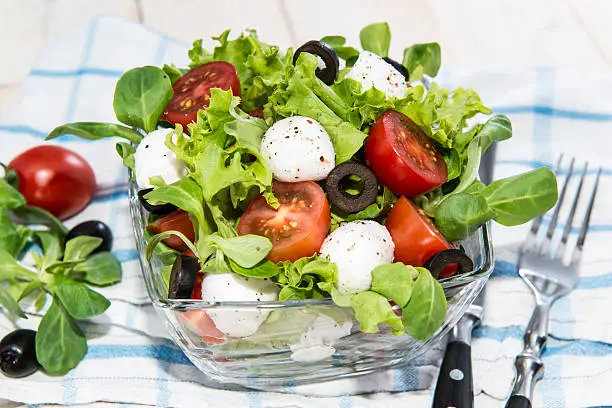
[[260, 116, 335, 182], [345, 51, 408, 99], [319, 221, 395, 294], [290, 314, 353, 362], [201, 273, 280, 338], [134, 128, 186, 189]]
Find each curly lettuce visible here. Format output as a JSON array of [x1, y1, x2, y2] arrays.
[[188, 30, 290, 112]]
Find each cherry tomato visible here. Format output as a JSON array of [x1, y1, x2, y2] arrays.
[[385, 196, 457, 277], [248, 107, 264, 118], [8, 145, 96, 220], [181, 310, 225, 344], [237, 181, 331, 263], [162, 62, 241, 128], [365, 110, 447, 197], [190, 273, 204, 299], [146, 210, 195, 252]]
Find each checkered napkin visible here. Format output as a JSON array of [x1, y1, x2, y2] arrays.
[[1, 16, 612, 408]]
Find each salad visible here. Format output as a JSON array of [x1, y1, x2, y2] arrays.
[[47, 23, 558, 343]]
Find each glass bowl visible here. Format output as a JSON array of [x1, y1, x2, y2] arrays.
[[128, 178, 494, 388]]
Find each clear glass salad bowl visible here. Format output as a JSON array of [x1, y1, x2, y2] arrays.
[[128, 178, 494, 388]]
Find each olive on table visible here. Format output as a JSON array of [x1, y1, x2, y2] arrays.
[[325, 162, 378, 213], [0, 329, 40, 378], [293, 40, 339, 85], [66, 220, 113, 253]]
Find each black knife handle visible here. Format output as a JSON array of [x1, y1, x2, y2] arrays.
[[432, 341, 473, 408], [505, 395, 532, 408]]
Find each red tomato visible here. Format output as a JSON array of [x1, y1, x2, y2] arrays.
[[248, 107, 264, 118], [8, 145, 96, 220], [162, 62, 241, 127], [146, 210, 195, 252], [385, 196, 457, 277], [237, 181, 331, 263], [365, 110, 447, 197], [190, 273, 204, 299], [181, 309, 225, 344]]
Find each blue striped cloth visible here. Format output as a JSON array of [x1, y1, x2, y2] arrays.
[[1, 16, 611, 408]]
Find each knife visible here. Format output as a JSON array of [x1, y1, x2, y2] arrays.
[[432, 142, 496, 408]]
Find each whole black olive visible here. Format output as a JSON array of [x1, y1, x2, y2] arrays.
[[0, 329, 39, 378], [138, 188, 177, 216], [383, 57, 410, 82], [424, 249, 474, 279], [293, 40, 340, 85], [325, 162, 379, 213], [168, 255, 199, 299], [66, 220, 113, 253]]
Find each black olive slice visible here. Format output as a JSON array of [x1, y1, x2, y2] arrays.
[[66, 220, 113, 253], [325, 162, 378, 213], [424, 249, 474, 279], [168, 255, 199, 299], [383, 57, 410, 82], [293, 40, 339, 85], [138, 188, 177, 216], [0, 329, 39, 378]]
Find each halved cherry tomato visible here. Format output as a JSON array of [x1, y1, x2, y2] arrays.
[[8, 145, 96, 220], [181, 309, 225, 344], [237, 181, 331, 263], [146, 210, 195, 252], [161, 62, 241, 128], [385, 196, 457, 277], [365, 110, 447, 197]]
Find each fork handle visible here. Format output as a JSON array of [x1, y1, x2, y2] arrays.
[[505, 395, 531, 408], [523, 302, 551, 355], [505, 353, 544, 408], [506, 300, 550, 407]]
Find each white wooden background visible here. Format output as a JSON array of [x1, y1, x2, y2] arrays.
[[0, 0, 610, 407], [1, 0, 611, 120]]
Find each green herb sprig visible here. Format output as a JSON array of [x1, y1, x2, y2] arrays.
[[0, 178, 122, 375]]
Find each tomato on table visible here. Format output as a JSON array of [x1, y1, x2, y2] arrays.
[[161, 61, 241, 128], [385, 196, 457, 277], [365, 110, 447, 197], [8, 145, 96, 220], [237, 181, 331, 263], [146, 210, 195, 252]]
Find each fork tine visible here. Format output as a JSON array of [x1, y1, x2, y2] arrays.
[[575, 167, 601, 251], [540, 156, 574, 256], [546, 157, 575, 239], [555, 162, 588, 260]]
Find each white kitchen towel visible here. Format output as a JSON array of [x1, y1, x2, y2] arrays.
[[1, 15, 612, 408]]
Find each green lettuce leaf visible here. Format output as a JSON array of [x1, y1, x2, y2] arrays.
[[351, 291, 404, 335], [266, 52, 368, 163], [188, 30, 290, 112], [275, 255, 337, 301]]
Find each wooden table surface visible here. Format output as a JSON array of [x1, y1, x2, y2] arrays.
[[1, 0, 610, 406]]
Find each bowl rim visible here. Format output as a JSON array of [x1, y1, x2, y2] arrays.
[[128, 177, 495, 311]]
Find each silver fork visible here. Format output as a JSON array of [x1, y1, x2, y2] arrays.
[[505, 157, 601, 408]]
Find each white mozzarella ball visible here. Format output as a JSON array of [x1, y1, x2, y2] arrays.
[[260, 116, 335, 182], [345, 51, 408, 99], [201, 273, 280, 338], [290, 314, 353, 362], [134, 128, 186, 189], [319, 221, 395, 294]]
